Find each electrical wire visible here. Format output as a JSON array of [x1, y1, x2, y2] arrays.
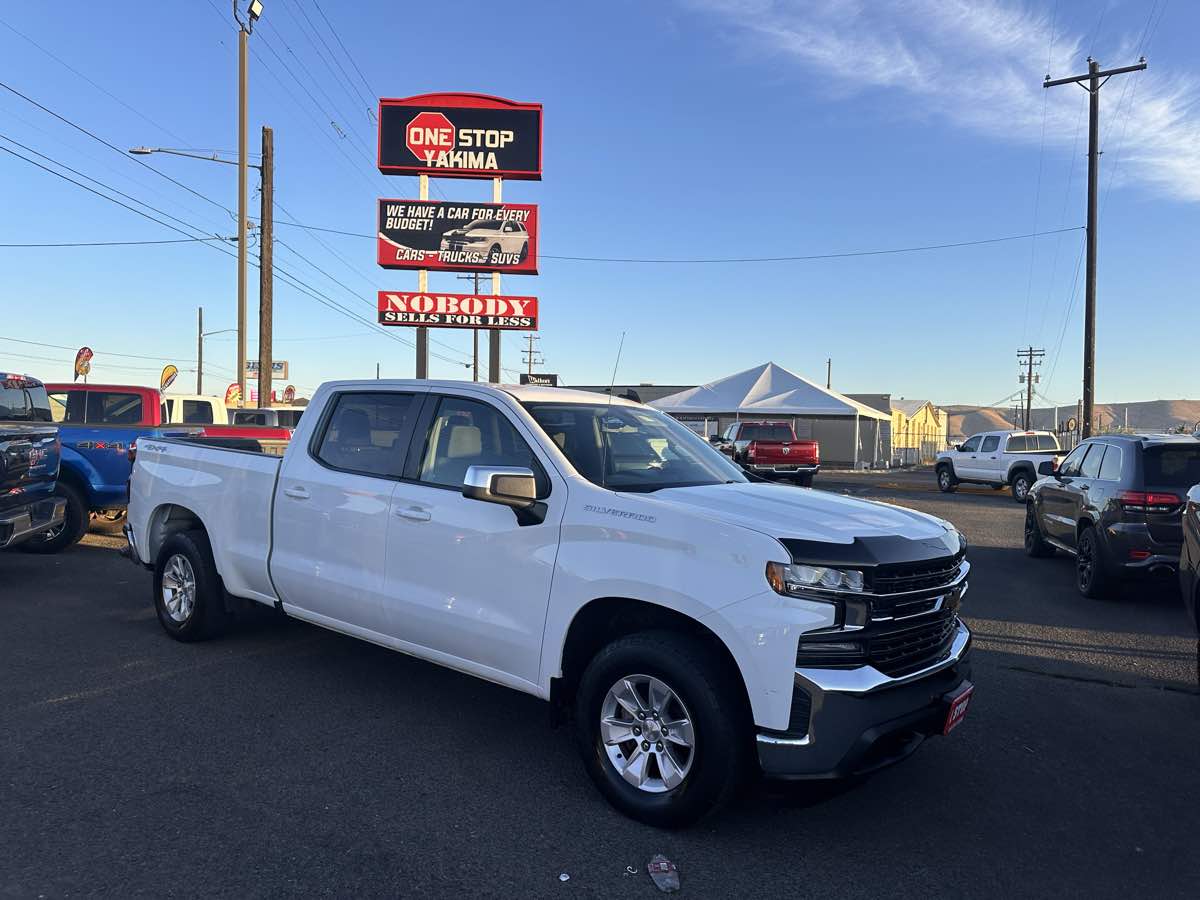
[[0, 236, 234, 248]]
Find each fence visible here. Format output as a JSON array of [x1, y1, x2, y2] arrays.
[[890, 422, 950, 466]]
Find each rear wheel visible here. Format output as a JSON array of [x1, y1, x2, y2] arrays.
[[153, 530, 229, 641], [1024, 504, 1055, 558], [794, 473, 814, 487], [937, 466, 958, 493], [1076, 526, 1113, 599], [574, 631, 748, 828], [20, 481, 89, 554], [1010, 470, 1033, 503]]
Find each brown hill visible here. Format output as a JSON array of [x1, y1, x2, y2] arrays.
[[945, 399, 1200, 442]]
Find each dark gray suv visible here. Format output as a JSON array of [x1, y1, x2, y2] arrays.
[[1024, 434, 1200, 598]]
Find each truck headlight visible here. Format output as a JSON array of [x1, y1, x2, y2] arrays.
[[766, 561, 864, 595]]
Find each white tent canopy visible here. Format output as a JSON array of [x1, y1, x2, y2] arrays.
[[651, 362, 889, 420]]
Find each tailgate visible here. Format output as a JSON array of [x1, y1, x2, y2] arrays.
[[747, 440, 818, 464], [1142, 445, 1200, 544]]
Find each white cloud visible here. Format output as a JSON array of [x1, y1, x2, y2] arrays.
[[684, 0, 1200, 201]]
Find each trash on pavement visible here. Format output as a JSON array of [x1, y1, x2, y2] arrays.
[[647, 854, 680, 893]]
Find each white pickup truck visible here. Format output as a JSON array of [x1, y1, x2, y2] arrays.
[[936, 430, 1064, 502], [125, 380, 974, 826]]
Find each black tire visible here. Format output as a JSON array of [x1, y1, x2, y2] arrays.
[[1010, 469, 1034, 503], [795, 473, 814, 487], [1076, 526, 1112, 599], [573, 631, 749, 828], [488, 242, 502, 264], [153, 529, 229, 641], [518, 241, 528, 262], [936, 466, 958, 493], [1024, 504, 1055, 558], [19, 481, 89, 554]]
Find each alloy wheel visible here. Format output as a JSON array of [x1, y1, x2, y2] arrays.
[[161, 553, 197, 624], [1077, 533, 1095, 591], [1014, 476, 1030, 501], [600, 674, 695, 794]]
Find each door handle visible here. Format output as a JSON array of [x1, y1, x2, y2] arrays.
[[394, 506, 431, 522], [282, 485, 310, 500]]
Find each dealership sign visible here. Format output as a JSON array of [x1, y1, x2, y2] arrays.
[[378, 93, 542, 180], [378, 292, 538, 331], [519, 373, 559, 387], [244, 360, 289, 380], [377, 199, 538, 274]]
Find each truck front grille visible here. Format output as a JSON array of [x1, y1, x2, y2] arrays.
[[870, 552, 964, 595], [867, 613, 958, 677]]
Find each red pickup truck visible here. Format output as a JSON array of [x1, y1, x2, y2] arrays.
[[714, 421, 820, 485]]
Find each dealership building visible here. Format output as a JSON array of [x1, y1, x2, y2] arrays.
[[575, 362, 891, 468]]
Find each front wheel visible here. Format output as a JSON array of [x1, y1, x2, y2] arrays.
[[1010, 471, 1033, 503], [574, 632, 748, 828], [20, 481, 89, 554], [937, 466, 958, 493]]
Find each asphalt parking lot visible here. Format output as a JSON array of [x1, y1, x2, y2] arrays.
[[3, 471, 1198, 898]]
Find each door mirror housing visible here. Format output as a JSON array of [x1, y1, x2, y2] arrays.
[[708, 434, 724, 445], [955, 444, 964, 452], [1038, 460, 1058, 477], [463, 465, 538, 509]]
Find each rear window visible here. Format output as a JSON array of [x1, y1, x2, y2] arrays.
[[0, 377, 51, 422], [741, 424, 793, 442], [1037, 434, 1061, 451], [1007, 435, 1028, 452], [276, 410, 302, 428], [1143, 446, 1200, 488]]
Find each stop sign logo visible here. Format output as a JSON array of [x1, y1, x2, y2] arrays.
[[405, 111, 455, 161]]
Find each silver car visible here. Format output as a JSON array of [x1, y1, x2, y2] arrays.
[[439, 219, 529, 263]]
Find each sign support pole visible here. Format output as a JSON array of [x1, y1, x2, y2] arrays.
[[488, 176, 502, 383], [416, 174, 430, 379]]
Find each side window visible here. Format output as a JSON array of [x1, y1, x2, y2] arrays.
[[1059, 443, 1091, 477], [1098, 444, 1123, 481], [960, 436, 981, 453], [181, 400, 214, 424], [85, 391, 143, 425], [1038, 435, 1061, 451], [723, 424, 737, 441], [48, 391, 73, 423], [1080, 444, 1105, 479], [980, 435, 1000, 453], [416, 396, 543, 492], [160, 402, 168, 424], [315, 392, 416, 478], [1007, 435, 1028, 452]]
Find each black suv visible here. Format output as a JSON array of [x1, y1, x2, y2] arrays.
[[1024, 434, 1200, 598]]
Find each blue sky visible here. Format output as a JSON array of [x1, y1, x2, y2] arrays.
[[1, 0, 1196, 406]]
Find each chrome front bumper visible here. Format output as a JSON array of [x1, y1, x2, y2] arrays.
[[0, 497, 66, 549], [757, 619, 973, 779]]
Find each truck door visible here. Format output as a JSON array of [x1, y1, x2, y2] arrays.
[[954, 435, 983, 479], [271, 390, 422, 636], [976, 434, 1003, 482], [383, 393, 564, 685]]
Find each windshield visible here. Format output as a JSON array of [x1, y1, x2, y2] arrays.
[[0, 377, 51, 422], [524, 402, 748, 492]]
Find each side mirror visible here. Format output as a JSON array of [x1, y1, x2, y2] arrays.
[[1187, 483, 1200, 505], [463, 465, 537, 509], [708, 435, 724, 444], [954, 444, 964, 452], [1038, 460, 1057, 477]]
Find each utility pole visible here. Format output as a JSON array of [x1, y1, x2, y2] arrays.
[[197, 307, 204, 394], [488, 176, 503, 383], [522, 334, 543, 376], [1017, 347, 1044, 430], [456, 272, 483, 381], [376, 362, 380, 379], [826, 358, 831, 389], [1045, 56, 1146, 439], [416, 174, 429, 379], [257, 125, 273, 409]]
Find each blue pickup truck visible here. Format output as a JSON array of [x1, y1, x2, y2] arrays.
[[23, 383, 195, 553], [0, 373, 66, 550]]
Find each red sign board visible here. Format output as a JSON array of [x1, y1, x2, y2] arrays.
[[378, 93, 542, 180], [378, 292, 538, 331], [377, 199, 538, 274]]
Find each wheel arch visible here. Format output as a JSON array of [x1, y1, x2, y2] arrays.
[[1009, 462, 1035, 484], [550, 596, 752, 727], [145, 502, 212, 566]]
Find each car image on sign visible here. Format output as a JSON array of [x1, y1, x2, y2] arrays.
[[439, 219, 529, 264]]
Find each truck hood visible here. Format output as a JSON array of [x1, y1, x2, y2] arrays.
[[648, 482, 951, 546]]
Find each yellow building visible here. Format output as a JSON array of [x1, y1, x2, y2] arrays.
[[891, 400, 948, 463]]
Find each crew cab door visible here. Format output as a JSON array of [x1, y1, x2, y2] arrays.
[[383, 392, 564, 685], [976, 434, 1003, 482], [271, 390, 422, 635], [952, 435, 983, 479]]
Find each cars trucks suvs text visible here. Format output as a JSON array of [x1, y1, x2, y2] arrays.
[[125, 381, 974, 826]]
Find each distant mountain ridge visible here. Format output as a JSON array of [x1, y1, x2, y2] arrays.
[[944, 399, 1200, 441]]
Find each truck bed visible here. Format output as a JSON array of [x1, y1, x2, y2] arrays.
[[129, 437, 282, 606]]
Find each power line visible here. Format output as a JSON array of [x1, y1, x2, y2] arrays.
[[311, 0, 379, 114], [0, 236, 234, 248], [269, 219, 1085, 263], [0, 335, 199, 364]]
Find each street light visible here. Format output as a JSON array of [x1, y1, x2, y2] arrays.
[[128, 147, 254, 167]]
